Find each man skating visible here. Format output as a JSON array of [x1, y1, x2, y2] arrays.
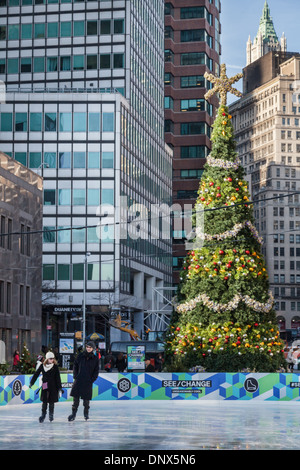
[[68, 341, 99, 421]]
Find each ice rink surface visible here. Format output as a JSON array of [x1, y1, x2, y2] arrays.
[[1, 399, 300, 451]]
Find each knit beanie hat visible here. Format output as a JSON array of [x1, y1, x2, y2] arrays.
[[86, 341, 96, 349], [46, 351, 55, 359]]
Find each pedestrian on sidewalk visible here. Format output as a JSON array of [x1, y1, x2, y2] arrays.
[[29, 351, 62, 423], [12, 350, 20, 371], [68, 341, 99, 421]]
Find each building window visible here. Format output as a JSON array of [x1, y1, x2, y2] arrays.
[[100, 20, 111, 34], [15, 152, 27, 166], [73, 264, 84, 281], [43, 227, 55, 243], [29, 152, 42, 168], [19, 285, 24, 315], [34, 57, 44, 73], [74, 113, 87, 132], [87, 55, 97, 70], [180, 145, 208, 159], [59, 152, 71, 168], [47, 57, 57, 72], [73, 55, 84, 70], [88, 152, 100, 169], [88, 189, 100, 206], [73, 189, 86, 205], [0, 216, 5, 249], [60, 22, 71, 37], [181, 122, 206, 135], [47, 22, 58, 38], [60, 56, 71, 71], [113, 53, 124, 69], [15, 113, 27, 132], [7, 58, 18, 74], [58, 189, 71, 205], [73, 21, 84, 36], [0, 113, 12, 131], [26, 286, 30, 316], [30, 113, 42, 132], [87, 20, 98, 36], [34, 24, 45, 39], [44, 152, 56, 168], [102, 113, 114, 132], [44, 189, 56, 206], [114, 19, 124, 34], [59, 113, 72, 132], [88, 113, 100, 132], [8, 24, 19, 40], [57, 265, 70, 281], [6, 282, 11, 314], [43, 264, 55, 281], [21, 24, 32, 40], [102, 151, 114, 169], [181, 52, 211, 68], [100, 54, 110, 69], [0, 281, 4, 313]]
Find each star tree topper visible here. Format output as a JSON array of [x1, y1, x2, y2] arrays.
[[204, 63, 243, 106]]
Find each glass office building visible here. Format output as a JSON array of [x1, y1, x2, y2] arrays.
[[0, 0, 172, 346]]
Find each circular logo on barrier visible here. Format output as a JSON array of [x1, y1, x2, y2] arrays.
[[117, 378, 131, 393], [244, 377, 259, 393], [12, 379, 22, 396]]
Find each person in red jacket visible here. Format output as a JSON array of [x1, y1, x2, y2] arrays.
[[12, 350, 20, 371]]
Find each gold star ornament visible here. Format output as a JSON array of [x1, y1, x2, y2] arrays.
[[204, 64, 243, 106]]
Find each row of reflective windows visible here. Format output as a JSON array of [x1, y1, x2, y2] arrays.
[[0, 53, 125, 74], [43, 262, 114, 282], [164, 97, 213, 115], [43, 225, 113, 244], [0, 111, 114, 132], [6, 150, 114, 169], [0, 0, 115, 6], [165, 50, 213, 69], [0, 19, 124, 40], [44, 187, 114, 206]]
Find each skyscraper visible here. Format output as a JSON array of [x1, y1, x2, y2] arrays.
[[164, 0, 221, 284], [230, 2, 300, 341], [246, 0, 286, 66], [0, 0, 172, 346]]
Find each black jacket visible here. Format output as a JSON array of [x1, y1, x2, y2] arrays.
[[30, 364, 62, 403], [70, 351, 99, 400]]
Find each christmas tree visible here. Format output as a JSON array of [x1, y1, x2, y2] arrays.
[[165, 65, 285, 372], [19, 344, 36, 375]]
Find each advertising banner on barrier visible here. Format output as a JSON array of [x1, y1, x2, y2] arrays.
[[127, 345, 145, 371], [1, 372, 300, 406]]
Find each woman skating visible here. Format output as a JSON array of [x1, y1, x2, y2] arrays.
[[29, 351, 62, 422]]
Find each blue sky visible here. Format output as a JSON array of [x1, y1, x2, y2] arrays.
[[220, 0, 300, 102]]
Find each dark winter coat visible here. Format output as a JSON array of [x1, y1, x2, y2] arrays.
[[115, 355, 127, 372], [30, 363, 62, 403], [70, 351, 99, 400]]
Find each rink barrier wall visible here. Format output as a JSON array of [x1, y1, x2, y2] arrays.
[[1, 371, 300, 406]]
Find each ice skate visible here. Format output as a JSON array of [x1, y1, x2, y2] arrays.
[[39, 413, 46, 423], [68, 408, 77, 421]]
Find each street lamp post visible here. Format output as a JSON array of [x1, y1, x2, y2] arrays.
[[82, 252, 91, 347]]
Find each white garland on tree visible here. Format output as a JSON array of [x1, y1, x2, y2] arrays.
[[206, 154, 240, 169], [176, 291, 274, 314], [195, 220, 264, 245]]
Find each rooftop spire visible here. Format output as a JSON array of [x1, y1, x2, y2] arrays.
[[257, 0, 278, 43]]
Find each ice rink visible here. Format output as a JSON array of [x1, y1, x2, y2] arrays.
[[1, 399, 300, 450]]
